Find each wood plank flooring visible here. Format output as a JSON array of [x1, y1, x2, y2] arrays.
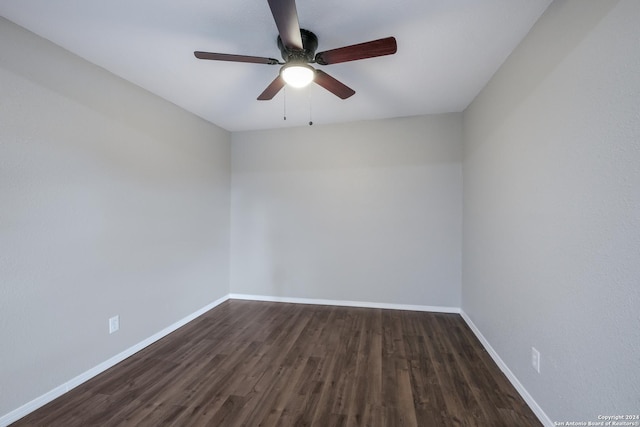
[[12, 300, 541, 426]]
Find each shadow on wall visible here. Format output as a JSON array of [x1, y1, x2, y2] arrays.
[[231, 114, 462, 174], [463, 0, 619, 153], [0, 17, 223, 145]]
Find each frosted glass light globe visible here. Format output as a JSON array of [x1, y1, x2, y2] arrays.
[[281, 64, 315, 88]]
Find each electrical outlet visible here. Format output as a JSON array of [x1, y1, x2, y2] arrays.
[[109, 315, 119, 334], [531, 347, 540, 373]]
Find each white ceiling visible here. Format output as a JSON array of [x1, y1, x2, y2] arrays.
[[0, 0, 551, 132]]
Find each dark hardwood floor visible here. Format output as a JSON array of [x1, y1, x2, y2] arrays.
[[12, 300, 541, 426]]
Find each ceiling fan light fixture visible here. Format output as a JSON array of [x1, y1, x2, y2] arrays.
[[281, 63, 315, 88]]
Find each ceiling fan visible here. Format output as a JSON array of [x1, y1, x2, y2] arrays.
[[194, 0, 397, 100]]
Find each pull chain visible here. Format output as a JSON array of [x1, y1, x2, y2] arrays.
[[283, 86, 287, 121], [308, 89, 313, 126]]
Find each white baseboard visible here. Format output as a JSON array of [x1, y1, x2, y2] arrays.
[[228, 293, 461, 314], [0, 295, 230, 427], [459, 310, 554, 427]]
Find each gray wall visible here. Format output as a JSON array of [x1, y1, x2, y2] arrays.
[[0, 18, 231, 417], [462, 0, 640, 421], [230, 115, 462, 308]]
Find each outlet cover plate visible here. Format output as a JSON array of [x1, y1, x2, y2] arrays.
[[109, 315, 119, 334], [531, 347, 540, 373]]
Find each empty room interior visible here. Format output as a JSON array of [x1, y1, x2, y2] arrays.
[[1, 0, 639, 425]]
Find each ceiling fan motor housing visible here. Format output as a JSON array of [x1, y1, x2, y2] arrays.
[[278, 29, 318, 63]]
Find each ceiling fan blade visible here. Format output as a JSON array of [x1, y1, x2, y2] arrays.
[[194, 51, 280, 65], [267, 0, 303, 50], [314, 70, 355, 99], [257, 75, 286, 100], [315, 37, 397, 65]]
